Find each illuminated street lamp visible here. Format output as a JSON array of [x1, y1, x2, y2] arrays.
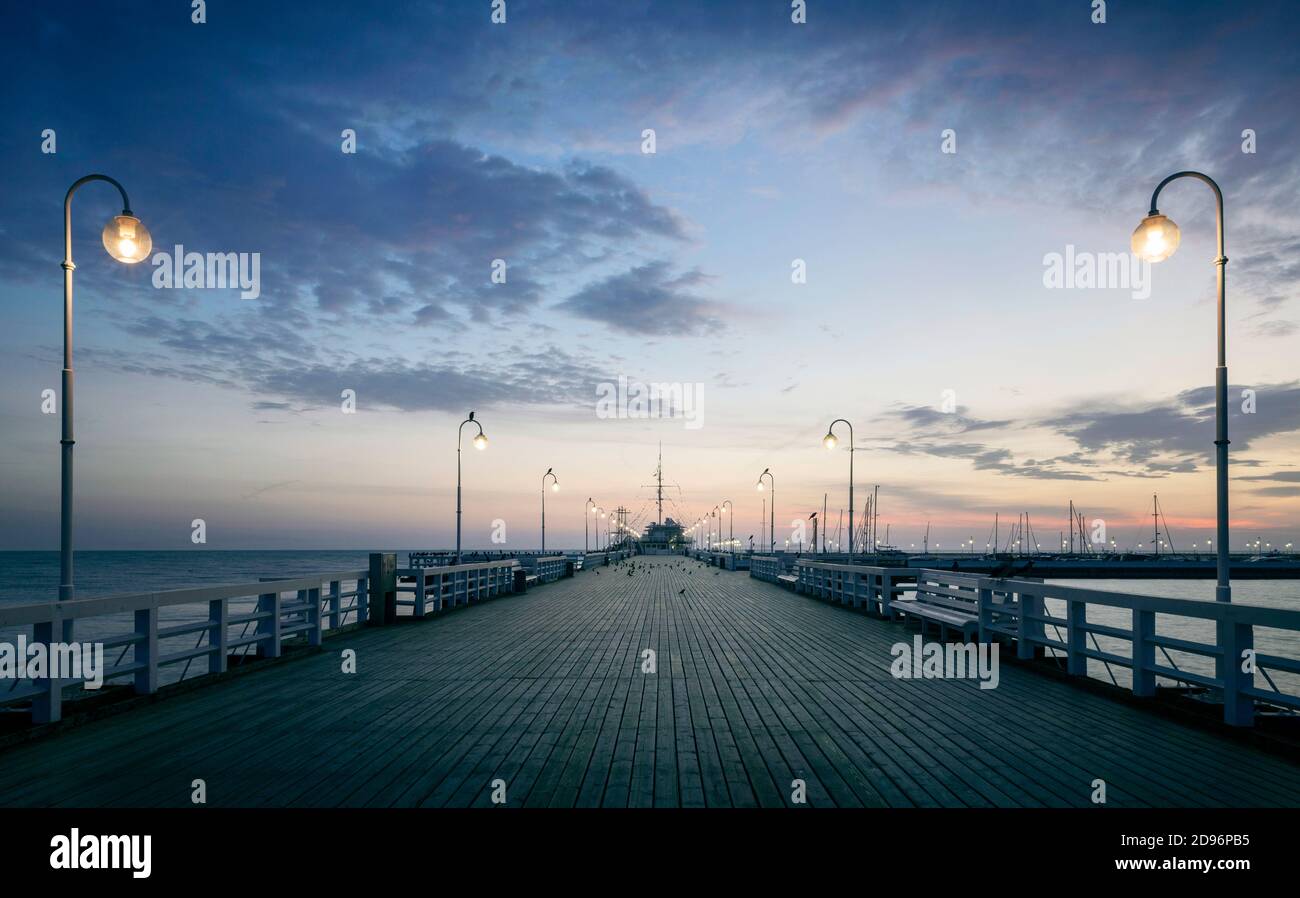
[[456, 411, 488, 562], [586, 497, 597, 553], [1133, 171, 1231, 602], [59, 174, 151, 600], [756, 468, 774, 552], [721, 499, 734, 554], [541, 468, 559, 553], [823, 419, 854, 563]]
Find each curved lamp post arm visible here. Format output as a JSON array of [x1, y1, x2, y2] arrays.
[[585, 497, 595, 553], [541, 468, 558, 552], [757, 469, 774, 553], [455, 413, 486, 562], [721, 499, 734, 551], [827, 418, 855, 561], [1147, 170, 1227, 356], [65, 174, 133, 266]]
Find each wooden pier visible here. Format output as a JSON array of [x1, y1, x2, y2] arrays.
[[2, 558, 1299, 808]]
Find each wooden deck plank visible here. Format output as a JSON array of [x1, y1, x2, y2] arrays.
[[1, 558, 1298, 808]]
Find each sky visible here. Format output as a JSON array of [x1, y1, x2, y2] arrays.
[[0, 0, 1297, 553]]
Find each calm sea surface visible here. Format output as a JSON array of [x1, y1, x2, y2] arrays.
[[0, 550, 571, 604]]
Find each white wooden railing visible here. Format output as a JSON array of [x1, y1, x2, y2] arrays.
[[794, 560, 917, 616], [518, 555, 569, 584], [973, 575, 1300, 726], [750, 556, 783, 583], [781, 560, 1300, 727], [0, 570, 368, 724], [396, 560, 517, 615]]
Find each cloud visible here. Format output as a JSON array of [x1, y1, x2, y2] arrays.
[[555, 261, 723, 336], [1239, 471, 1300, 482], [875, 382, 1300, 485], [1047, 382, 1300, 472], [101, 313, 601, 413], [887, 440, 1101, 482], [886, 404, 1012, 434], [1253, 319, 1297, 339]]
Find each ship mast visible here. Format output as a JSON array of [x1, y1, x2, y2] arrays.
[[657, 443, 664, 525]]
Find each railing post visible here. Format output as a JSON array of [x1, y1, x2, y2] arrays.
[[1016, 589, 1039, 660], [135, 606, 159, 694], [208, 598, 228, 674], [977, 584, 992, 645], [1066, 599, 1087, 676], [355, 575, 368, 623], [31, 618, 62, 724], [353, 577, 369, 626], [327, 580, 342, 630], [414, 572, 427, 618], [1132, 609, 1155, 697], [307, 586, 322, 647], [1218, 619, 1255, 727], [256, 591, 281, 658], [368, 553, 396, 625]]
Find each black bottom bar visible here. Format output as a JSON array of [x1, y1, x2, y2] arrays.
[[2, 808, 1288, 883]]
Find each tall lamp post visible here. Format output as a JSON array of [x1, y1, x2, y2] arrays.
[[1132, 171, 1231, 602], [823, 419, 854, 564], [756, 468, 774, 553], [456, 411, 488, 563], [541, 468, 559, 553], [59, 174, 152, 600], [595, 506, 606, 550], [586, 497, 596, 553], [721, 499, 734, 554]]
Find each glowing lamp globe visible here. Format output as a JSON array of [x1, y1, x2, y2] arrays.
[[102, 214, 152, 263], [1131, 213, 1180, 263]]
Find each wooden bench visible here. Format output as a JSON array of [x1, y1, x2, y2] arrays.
[[777, 573, 799, 589], [893, 571, 980, 641]]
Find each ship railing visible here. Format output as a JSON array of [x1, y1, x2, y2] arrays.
[[0, 570, 369, 725]]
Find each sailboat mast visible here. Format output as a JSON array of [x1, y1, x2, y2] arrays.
[[822, 493, 828, 554], [1153, 493, 1159, 557]]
